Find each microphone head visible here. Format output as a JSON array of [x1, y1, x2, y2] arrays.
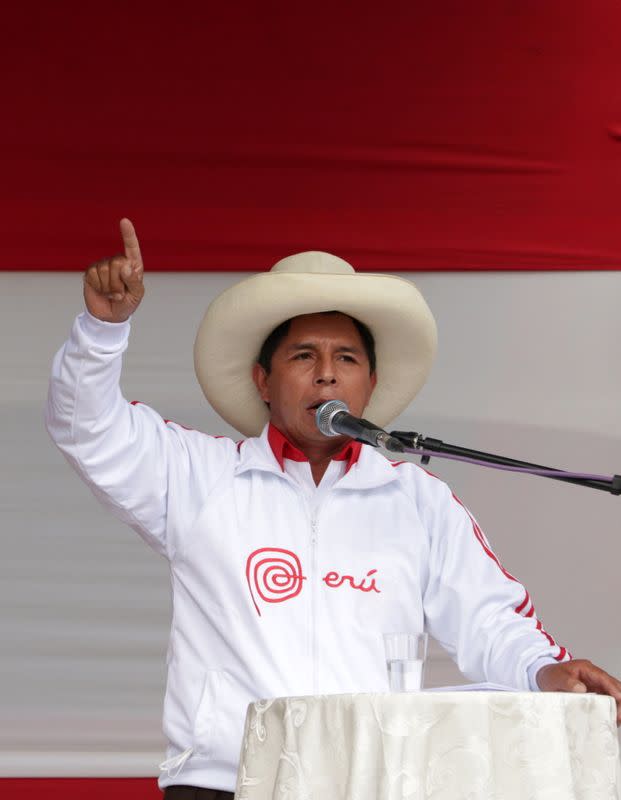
[[315, 399, 348, 437]]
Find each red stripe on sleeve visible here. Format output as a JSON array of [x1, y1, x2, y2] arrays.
[[449, 491, 569, 661], [515, 592, 531, 614]]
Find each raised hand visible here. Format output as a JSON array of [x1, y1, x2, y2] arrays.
[[83, 219, 145, 323]]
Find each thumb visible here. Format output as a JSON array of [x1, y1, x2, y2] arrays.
[[569, 680, 588, 693]]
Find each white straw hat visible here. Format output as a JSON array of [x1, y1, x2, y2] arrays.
[[194, 251, 437, 436]]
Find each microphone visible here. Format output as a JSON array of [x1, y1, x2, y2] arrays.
[[315, 400, 404, 453]]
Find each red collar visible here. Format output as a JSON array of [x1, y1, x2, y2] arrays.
[[267, 423, 362, 474]]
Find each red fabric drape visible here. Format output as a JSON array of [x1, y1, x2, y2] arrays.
[[2, 1, 620, 270], [0, 779, 160, 799]]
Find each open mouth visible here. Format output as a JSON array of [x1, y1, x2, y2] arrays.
[[306, 400, 338, 418], [306, 399, 340, 415]]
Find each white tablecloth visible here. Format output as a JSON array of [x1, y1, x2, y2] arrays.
[[235, 692, 620, 800]]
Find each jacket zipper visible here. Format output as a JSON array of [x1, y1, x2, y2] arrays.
[[310, 512, 319, 693]]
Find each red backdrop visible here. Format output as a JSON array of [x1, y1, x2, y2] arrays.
[[3, 1, 621, 271], [0, 779, 160, 799], [1, 8, 619, 792]]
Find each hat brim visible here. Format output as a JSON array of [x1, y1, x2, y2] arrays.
[[194, 271, 437, 437]]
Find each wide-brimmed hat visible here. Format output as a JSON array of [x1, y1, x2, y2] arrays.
[[194, 251, 437, 436]]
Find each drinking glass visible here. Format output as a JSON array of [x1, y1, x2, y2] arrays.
[[383, 632, 428, 692]]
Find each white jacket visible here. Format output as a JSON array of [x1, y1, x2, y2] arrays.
[[45, 312, 568, 792]]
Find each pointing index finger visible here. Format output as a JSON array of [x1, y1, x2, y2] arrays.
[[120, 218, 143, 268]]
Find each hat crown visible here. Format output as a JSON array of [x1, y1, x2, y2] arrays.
[[270, 251, 355, 275]]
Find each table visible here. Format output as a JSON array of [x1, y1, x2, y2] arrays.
[[235, 691, 620, 800]]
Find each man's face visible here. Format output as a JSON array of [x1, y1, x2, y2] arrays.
[[252, 312, 377, 451]]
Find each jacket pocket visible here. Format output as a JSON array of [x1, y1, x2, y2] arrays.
[[193, 669, 225, 757]]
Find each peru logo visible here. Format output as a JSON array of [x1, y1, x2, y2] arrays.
[[245, 547, 307, 617], [245, 547, 381, 616]]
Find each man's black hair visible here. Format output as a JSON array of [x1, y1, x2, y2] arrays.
[[257, 312, 376, 374]]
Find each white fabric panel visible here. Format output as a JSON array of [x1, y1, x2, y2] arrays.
[[1, 271, 620, 775], [236, 693, 620, 799]]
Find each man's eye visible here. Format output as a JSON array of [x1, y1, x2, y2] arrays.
[[339, 355, 356, 362], [294, 352, 312, 359]]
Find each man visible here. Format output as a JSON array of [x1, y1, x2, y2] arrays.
[[46, 219, 621, 799]]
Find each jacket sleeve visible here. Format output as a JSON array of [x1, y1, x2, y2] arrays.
[[420, 474, 570, 690], [44, 311, 233, 559]]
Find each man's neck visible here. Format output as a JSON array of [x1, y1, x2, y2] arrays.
[[295, 441, 345, 486], [267, 423, 361, 486], [306, 451, 338, 486]]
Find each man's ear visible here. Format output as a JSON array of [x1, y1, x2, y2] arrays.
[[363, 371, 378, 410], [252, 363, 270, 403]]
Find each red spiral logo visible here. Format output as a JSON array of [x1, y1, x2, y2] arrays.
[[246, 548, 306, 617]]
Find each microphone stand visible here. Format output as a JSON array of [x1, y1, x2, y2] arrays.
[[389, 430, 621, 496]]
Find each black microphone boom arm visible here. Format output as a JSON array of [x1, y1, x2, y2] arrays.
[[389, 430, 621, 496]]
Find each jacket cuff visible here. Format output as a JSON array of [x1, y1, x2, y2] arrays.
[[527, 656, 560, 691], [78, 310, 131, 349]]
